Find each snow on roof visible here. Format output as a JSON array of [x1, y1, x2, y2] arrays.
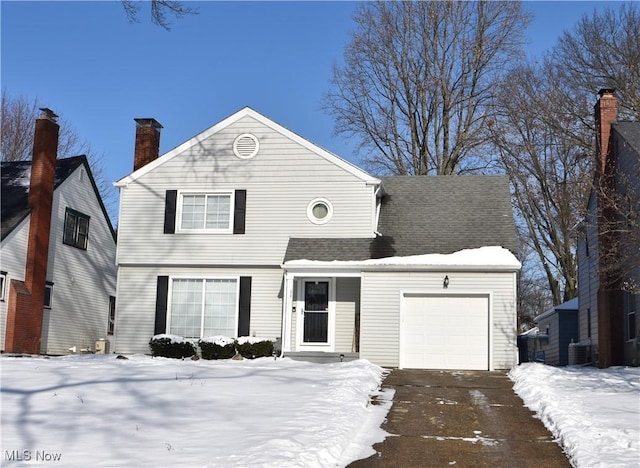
[[283, 246, 521, 271], [535, 297, 579, 322]]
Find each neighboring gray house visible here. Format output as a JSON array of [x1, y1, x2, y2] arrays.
[[1, 111, 117, 355], [534, 298, 579, 366], [114, 107, 520, 370], [577, 89, 640, 367]]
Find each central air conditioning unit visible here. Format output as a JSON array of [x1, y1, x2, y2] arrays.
[[95, 339, 110, 355], [568, 343, 590, 365]]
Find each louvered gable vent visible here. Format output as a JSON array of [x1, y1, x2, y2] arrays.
[[233, 133, 259, 159]]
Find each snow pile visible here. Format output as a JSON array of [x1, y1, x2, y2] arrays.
[[510, 363, 640, 467], [151, 333, 190, 344], [1, 355, 392, 467], [200, 335, 235, 346], [285, 246, 521, 268], [236, 336, 270, 345]]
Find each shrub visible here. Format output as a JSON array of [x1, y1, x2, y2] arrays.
[[236, 337, 274, 359], [149, 334, 196, 359], [199, 336, 236, 360]]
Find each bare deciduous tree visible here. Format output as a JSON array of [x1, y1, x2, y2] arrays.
[[324, 0, 531, 175], [1, 91, 116, 222], [552, 3, 640, 119], [490, 62, 593, 305], [598, 168, 640, 293], [121, 0, 197, 30]]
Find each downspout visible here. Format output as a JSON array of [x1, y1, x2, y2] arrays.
[[374, 185, 383, 237], [279, 271, 292, 358]]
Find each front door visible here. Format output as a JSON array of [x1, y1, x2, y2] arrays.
[[298, 279, 333, 350]]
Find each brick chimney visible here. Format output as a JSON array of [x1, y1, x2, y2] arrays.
[[133, 118, 163, 171], [593, 89, 624, 368], [594, 88, 618, 178], [4, 108, 59, 354]]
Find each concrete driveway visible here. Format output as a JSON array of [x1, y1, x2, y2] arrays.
[[349, 369, 571, 467]]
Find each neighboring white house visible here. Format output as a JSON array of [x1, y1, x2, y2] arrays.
[[113, 107, 520, 370], [1, 114, 117, 355]]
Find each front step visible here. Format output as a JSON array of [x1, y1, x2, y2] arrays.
[[284, 351, 359, 364]]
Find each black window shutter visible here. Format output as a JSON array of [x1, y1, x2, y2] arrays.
[[233, 190, 247, 234], [154, 276, 169, 335], [164, 190, 177, 234], [238, 276, 251, 337]]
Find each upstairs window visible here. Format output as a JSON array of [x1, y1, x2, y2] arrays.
[[63, 208, 90, 250], [179, 193, 232, 232]]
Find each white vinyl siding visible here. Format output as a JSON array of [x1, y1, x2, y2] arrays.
[[41, 166, 116, 355], [334, 277, 359, 353], [115, 266, 283, 354], [360, 270, 517, 369], [116, 115, 376, 267]]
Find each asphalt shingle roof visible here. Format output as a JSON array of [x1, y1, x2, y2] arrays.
[[612, 121, 640, 154], [284, 175, 517, 262], [1, 156, 86, 240]]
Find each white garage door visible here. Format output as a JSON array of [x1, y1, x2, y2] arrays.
[[400, 295, 489, 370]]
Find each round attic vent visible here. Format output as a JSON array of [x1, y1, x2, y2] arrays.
[[233, 134, 260, 159]]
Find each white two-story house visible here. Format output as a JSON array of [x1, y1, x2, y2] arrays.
[[113, 107, 520, 370]]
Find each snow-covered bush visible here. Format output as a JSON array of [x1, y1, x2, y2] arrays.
[[199, 336, 236, 360], [236, 337, 274, 359], [149, 334, 196, 359]]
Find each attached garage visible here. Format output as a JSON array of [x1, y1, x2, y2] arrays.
[[400, 294, 490, 370]]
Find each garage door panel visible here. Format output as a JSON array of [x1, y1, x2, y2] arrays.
[[401, 295, 489, 370]]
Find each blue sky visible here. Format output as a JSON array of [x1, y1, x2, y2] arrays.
[[1, 1, 621, 221]]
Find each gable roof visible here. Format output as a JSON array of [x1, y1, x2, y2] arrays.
[[284, 175, 518, 262], [612, 121, 640, 154], [1, 155, 115, 241], [115, 107, 380, 187]]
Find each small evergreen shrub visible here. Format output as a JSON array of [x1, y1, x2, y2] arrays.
[[149, 334, 196, 359], [199, 336, 236, 360], [236, 337, 274, 359]]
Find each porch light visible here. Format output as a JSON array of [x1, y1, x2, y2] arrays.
[[443, 275, 449, 289]]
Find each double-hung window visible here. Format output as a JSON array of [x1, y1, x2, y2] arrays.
[[169, 278, 238, 339], [63, 208, 90, 249], [179, 193, 232, 232]]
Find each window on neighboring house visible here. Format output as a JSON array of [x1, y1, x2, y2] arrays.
[[0, 271, 7, 301], [44, 282, 54, 309], [179, 193, 232, 232], [626, 292, 637, 341], [587, 308, 592, 338], [63, 208, 90, 250], [585, 233, 589, 257], [168, 278, 238, 339], [108, 296, 116, 335]]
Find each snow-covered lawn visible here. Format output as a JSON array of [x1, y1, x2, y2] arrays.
[[509, 363, 640, 468], [1, 355, 392, 467]]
